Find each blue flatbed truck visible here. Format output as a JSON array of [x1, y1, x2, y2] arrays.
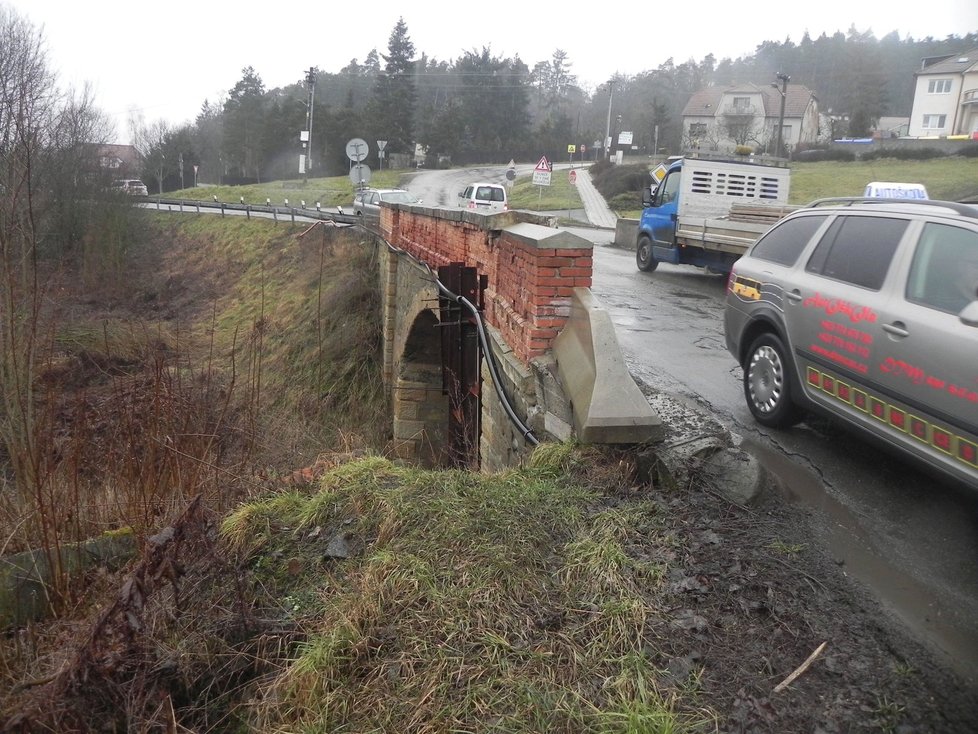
[[636, 154, 794, 274]]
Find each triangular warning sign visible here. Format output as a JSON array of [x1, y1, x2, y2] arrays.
[[535, 155, 552, 172]]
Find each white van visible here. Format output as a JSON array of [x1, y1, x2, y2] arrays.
[[458, 183, 508, 212], [864, 181, 929, 199]]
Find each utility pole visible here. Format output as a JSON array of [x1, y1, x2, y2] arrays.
[[614, 113, 622, 162], [304, 67, 316, 181], [604, 80, 615, 161], [772, 72, 790, 157]]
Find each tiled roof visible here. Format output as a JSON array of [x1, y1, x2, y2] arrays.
[[682, 83, 816, 119], [916, 47, 978, 75]]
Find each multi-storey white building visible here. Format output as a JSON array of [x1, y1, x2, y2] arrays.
[[907, 46, 978, 138]]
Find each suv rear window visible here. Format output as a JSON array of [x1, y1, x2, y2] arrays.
[[805, 215, 907, 290], [749, 215, 827, 266]]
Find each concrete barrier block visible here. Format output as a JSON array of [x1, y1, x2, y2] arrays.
[[614, 218, 639, 249], [552, 288, 663, 444]]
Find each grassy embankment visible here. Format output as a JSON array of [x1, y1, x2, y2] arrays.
[[0, 212, 389, 559]]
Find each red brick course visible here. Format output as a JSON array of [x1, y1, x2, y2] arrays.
[[382, 207, 592, 362]]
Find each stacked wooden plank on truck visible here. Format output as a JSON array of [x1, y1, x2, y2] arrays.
[[726, 203, 799, 224]]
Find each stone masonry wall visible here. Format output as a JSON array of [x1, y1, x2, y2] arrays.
[[378, 203, 590, 470]]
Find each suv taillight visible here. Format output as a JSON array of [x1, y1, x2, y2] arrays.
[[726, 268, 737, 292]]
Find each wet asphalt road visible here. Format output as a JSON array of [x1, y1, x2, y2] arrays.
[[403, 168, 978, 686], [588, 242, 978, 687]]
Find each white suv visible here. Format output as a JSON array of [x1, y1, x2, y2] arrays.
[[458, 183, 507, 212], [724, 197, 978, 492]]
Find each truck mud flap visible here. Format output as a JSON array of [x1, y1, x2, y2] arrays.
[[652, 246, 680, 264]]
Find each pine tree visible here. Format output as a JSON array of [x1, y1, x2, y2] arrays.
[[366, 18, 417, 156]]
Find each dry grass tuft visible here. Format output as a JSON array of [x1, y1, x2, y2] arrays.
[[215, 450, 713, 733]]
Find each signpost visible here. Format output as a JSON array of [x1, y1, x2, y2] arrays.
[[346, 138, 370, 189], [377, 139, 387, 170], [533, 155, 552, 206], [349, 163, 371, 188], [346, 138, 368, 163], [532, 155, 552, 186]]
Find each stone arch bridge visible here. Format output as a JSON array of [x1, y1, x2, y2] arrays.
[[374, 202, 661, 471]]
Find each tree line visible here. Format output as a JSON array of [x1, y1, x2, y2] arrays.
[[133, 20, 978, 190]]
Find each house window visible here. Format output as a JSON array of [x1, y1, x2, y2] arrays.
[[921, 114, 947, 130], [732, 96, 750, 112], [927, 79, 952, 94], [689, 123, 707, 137]]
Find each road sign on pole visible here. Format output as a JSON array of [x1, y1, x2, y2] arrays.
[[533, 155, 552, 186], [349, 163, 371, 188], [345, 138, 369, 163]]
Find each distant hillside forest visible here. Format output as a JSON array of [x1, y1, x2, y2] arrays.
[[131, 19, 978, 189]]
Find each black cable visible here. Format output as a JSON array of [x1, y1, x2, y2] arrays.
[[383, 238, 540, 447]]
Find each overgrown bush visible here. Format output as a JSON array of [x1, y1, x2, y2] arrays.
[[793, 147, 857, 162], [859, 147, 945, 161], [589, 162, 651, 201], [958, 144, 978, 158]]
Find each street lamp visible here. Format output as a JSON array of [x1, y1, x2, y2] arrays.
[[771, 73, 790, 157]]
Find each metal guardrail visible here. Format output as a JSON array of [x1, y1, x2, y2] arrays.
[[144, 197, 362, 226]]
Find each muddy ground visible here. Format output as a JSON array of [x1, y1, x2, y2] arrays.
[[633, 462, 978, 732]]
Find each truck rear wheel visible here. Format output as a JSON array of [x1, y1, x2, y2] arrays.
[[636, 235, 658, 272]]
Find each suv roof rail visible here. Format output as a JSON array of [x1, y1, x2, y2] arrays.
[[805, 197, 978, 219]]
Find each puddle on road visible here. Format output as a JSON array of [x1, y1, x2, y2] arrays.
[[743, 438, 978, 684], [669, 289, 712, 300]]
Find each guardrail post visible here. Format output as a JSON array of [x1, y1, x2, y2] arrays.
[[246, 205, 251, 219], [196, 202, 200, 213], [220, 203, 225, 218], [290, 208, 296, 224], [273, 208, 278, 222]]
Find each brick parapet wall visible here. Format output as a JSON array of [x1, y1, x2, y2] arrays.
[[381, 205, 593, 365]]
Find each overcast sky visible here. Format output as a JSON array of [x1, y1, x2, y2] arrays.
[[5, 0, 975, 144]]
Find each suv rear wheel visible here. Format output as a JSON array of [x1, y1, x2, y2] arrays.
[[743, 332, 801, 427]]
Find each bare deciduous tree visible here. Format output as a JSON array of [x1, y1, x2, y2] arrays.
[[0, 5, 58, 510], [1, 7, 125, 563], [130, 112, 171, 194]]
